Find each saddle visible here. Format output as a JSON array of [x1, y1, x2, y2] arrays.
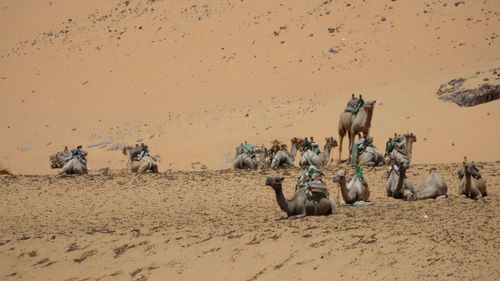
[[307, 182, 329, 196]]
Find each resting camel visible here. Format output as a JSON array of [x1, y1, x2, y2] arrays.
[[357, 146, 385, 166], [59, 157, 88, 175], [412, 168, 448, 200], [403, 133, 417, 163], [458, 161, 487, 199], [270, 150, 294, 169], [385, 133, 417, 165], [300, 137, 338, 167], [256, 145, 270, 169], [386, 161, 415, 201], [289, 137, 305, 162], [265, 177, 336, 219], [332, 169, 371, 205], [122, 146, 158, 173], [233, 153, 258, 169], [338, 100, 376, 163]]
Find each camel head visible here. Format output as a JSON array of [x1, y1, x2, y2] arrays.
[[363, 100, 376, 112], [332, 169, 346, 183], [265, 176, 284, 189], [463, 162, 481, 178], [324, 137, 338, 150], [404, 133, 417, 143], [290, 137, 304, 148]]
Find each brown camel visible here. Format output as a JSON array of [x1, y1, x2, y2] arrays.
[[265, 177, 336, 219], [458, 161, 487, 199], [338, 100, 376, 163]]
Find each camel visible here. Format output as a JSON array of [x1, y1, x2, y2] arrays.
[[411, 168, 448, 200], [332, 169, 371, 205], [289, 137, 305, 162], [338, 100, 376, 163], [403, 133, 417, 163], [265, 177, 336, 219], [384, 133, 417, 165], [49, 146, 72, 169], [233, 153, 258, 169], [357, 146, 385, 166], [122, 146, 158, 173], [59, 157, 88, 175], [271, 150, 294, 169], [385, 161, 415, 201], [458, 162, 487, 199], [257, 145, 270, 169], [299, 137, 338, 167]]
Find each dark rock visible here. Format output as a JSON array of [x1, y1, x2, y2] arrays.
[[436, 68, 500, 107]]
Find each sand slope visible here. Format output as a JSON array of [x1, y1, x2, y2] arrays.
[[0, 0, 499, 174]]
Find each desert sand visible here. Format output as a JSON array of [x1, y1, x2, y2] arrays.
[[0, 0, 499, 280], [0, 163, 499, 281]]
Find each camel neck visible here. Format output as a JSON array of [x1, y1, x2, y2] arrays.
[[337, 179, 349, 201], [365, 107, 373, 129], [273, 186, 291, 214]]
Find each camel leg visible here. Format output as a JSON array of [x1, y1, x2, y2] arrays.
[[338, 135, 344, 163], [288, 213, 306, 219]]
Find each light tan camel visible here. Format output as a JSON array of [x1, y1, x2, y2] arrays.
[[338, 100, 376, 163], [122, 146, 158, 173], [385, 133, 417, 165], [265, 177, 336, 219], [386, 161, 415, 201], [403, 133, 417, 163], [332, 169, 371, 205], [233, 153, 258, 169], [257, 145, 270, 169], [271, 150, 294, 169], [299, 137, 338, 167], [357, 146, 385, 166], [59, 157, 88, 175], [458, 162, 487, 199], [412, 168, 448, 200]]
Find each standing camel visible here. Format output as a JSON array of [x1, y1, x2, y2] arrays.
[[338, 100, 376, 163], [300, 137, 338, 167]]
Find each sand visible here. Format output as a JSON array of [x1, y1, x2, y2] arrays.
[[0, 0, 499, 280], [0, 162, 499, 280]]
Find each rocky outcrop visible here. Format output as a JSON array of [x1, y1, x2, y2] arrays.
[[436, 68, 499, 107], [0, 162, 13, 175]]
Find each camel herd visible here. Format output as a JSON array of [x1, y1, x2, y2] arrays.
[[37, 96, 488, 220], [265, 159, 487, 219]]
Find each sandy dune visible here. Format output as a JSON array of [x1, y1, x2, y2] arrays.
[[0, 162, 499, 281], [0, 0, 499, 174]]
